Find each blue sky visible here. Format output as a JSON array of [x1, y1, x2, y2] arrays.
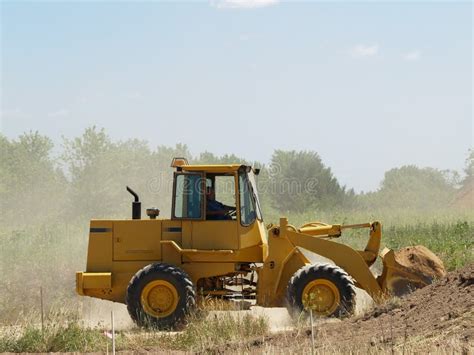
[[1, 0, 472, 192]]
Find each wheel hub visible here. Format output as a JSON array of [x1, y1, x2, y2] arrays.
[[141, 280, 179, 318], [302, 279, 341, 316]]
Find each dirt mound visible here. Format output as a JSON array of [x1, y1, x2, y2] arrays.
[[232, 264, 474, 353], [315, 264, 473, 352], [361, 262, 472, 323], [394, 245, 447, 282], [452, 177, 474, 209]]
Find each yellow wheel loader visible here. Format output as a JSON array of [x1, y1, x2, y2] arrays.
[[76, 158, 439, 329]]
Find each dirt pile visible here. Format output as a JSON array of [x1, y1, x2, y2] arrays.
[[314, 263, 473, 352], [452, 177, 474, 209], [394, 245, 447, 282], [233, 264, 474, 353], [355, 263, 473, 338]]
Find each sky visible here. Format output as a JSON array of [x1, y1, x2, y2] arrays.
[[1, 0, 472, 192]]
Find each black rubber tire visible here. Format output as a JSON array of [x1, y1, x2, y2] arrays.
[[126, 263, 196, 329], [286, 263, 356, 318]]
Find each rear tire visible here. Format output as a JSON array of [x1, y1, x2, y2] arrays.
[[126, 263, 196, 329], [287, 263, 355, 318]]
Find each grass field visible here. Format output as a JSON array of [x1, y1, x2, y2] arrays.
[[0, 306, 269, 353]]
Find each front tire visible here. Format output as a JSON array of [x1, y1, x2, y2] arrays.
[[287, 263, 355, 318], [126, 263, 196, 329]]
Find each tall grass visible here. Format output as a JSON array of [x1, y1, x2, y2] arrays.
[[382, 220, 473, 270], [123, 312, 268, 352], [0, 224, 88, 321], [0, 308, 107, 352], [0, 306, 268, 353], [330, 219, 473, 271]]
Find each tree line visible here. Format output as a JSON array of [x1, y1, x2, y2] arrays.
[[1, 127, 471, 227]]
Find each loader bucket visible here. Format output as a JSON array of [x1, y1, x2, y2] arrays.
[[378, 246, 446, 296]]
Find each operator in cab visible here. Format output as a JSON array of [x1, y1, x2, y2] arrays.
[[206, 187, 235, 220]]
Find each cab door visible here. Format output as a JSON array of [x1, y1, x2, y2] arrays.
[[171, 171, 239, 250], [191, 173, 239, 250], [171, 172, 203, 249]]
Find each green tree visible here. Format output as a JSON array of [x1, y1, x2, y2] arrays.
[[0, 132, 66, 226], [267, 150, 349, 213], [193, 152, 247, 165], [358, 165, 456, 211], [62, 126, 114, 219], [62, 127, 164, 220]]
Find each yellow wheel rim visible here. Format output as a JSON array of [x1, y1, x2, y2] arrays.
[[141, 280, 179, 318], [302, 279, 340, 316]]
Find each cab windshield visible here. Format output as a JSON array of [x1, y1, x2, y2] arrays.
[[238, 169, 263, 225]]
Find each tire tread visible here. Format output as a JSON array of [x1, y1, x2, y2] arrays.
[[287, 263, 356, 318], [126, 263, 196, 329]]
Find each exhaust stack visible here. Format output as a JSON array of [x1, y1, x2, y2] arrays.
[[126, 186, 141, 220]]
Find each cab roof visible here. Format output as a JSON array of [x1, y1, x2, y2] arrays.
[[180, 164, 244, 173], [170, 158, 255, 174], [181, 164, 261, 175]]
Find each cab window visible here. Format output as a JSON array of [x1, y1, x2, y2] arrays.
[[205, 174, 237, 221], [238, 172, 257, 225], [173, 173, 203, 219]]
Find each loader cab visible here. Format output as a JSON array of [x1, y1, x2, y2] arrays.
[[170, 159, 265, 251]]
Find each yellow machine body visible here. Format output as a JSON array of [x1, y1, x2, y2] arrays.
[[76, 160, 431, 317]]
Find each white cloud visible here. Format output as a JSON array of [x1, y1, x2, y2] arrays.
[[350, 44, 379, 58], [212, 0, 278, 9], [47, 109, 70, 118], [402, 50, 421, 61]]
